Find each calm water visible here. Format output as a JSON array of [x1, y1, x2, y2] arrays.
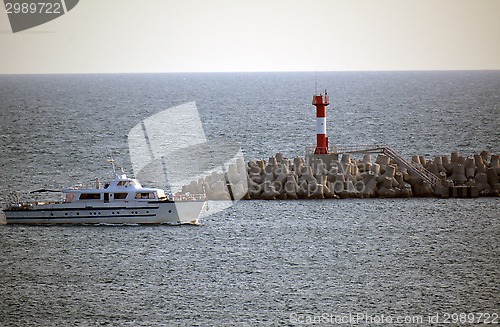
[[0, 72, 499, 326]]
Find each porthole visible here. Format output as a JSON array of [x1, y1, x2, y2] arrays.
[[168, 210, 172, 213]]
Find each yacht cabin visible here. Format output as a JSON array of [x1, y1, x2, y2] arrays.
[[64, 172, 167, 203]]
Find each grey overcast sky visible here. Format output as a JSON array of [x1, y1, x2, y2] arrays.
[[1, 0, 500, 73]]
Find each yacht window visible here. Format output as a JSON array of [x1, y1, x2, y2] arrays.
[[79, 193, 101, 200], [135, 192, 156, 199], [114, 193, 128, 200], [117, 180, 138, 187]]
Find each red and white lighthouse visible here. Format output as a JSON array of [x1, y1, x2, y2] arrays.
[[312, 91, 330, 154]]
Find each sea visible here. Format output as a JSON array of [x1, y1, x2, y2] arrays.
[[0, 71, 498, 326]]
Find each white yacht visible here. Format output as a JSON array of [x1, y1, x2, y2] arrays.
[[3, 167, 206, 225]]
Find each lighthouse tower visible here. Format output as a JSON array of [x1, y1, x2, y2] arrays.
[[312, 91, 330, 154]]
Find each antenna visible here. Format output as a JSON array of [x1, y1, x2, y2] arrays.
[[107, 150, 117, 173], [314, 71, 318, 95]]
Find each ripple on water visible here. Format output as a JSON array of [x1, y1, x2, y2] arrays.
[[0, 72, 499, 325]]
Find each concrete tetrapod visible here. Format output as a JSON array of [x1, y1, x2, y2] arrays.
[[180, 150, 499, 200]]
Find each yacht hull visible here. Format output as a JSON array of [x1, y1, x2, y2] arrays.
[[4, 200, 205, 225]]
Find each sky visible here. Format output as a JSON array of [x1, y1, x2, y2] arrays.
[[1, 0, 500, 74]]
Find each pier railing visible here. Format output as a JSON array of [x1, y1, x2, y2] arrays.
[[307, 144, 440, 189], [381, 146, 440, 188]]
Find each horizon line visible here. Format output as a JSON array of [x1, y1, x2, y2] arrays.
[[1, 68, 499, 76]]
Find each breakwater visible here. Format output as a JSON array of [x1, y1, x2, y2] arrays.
[[181, 148, 500, 200]]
